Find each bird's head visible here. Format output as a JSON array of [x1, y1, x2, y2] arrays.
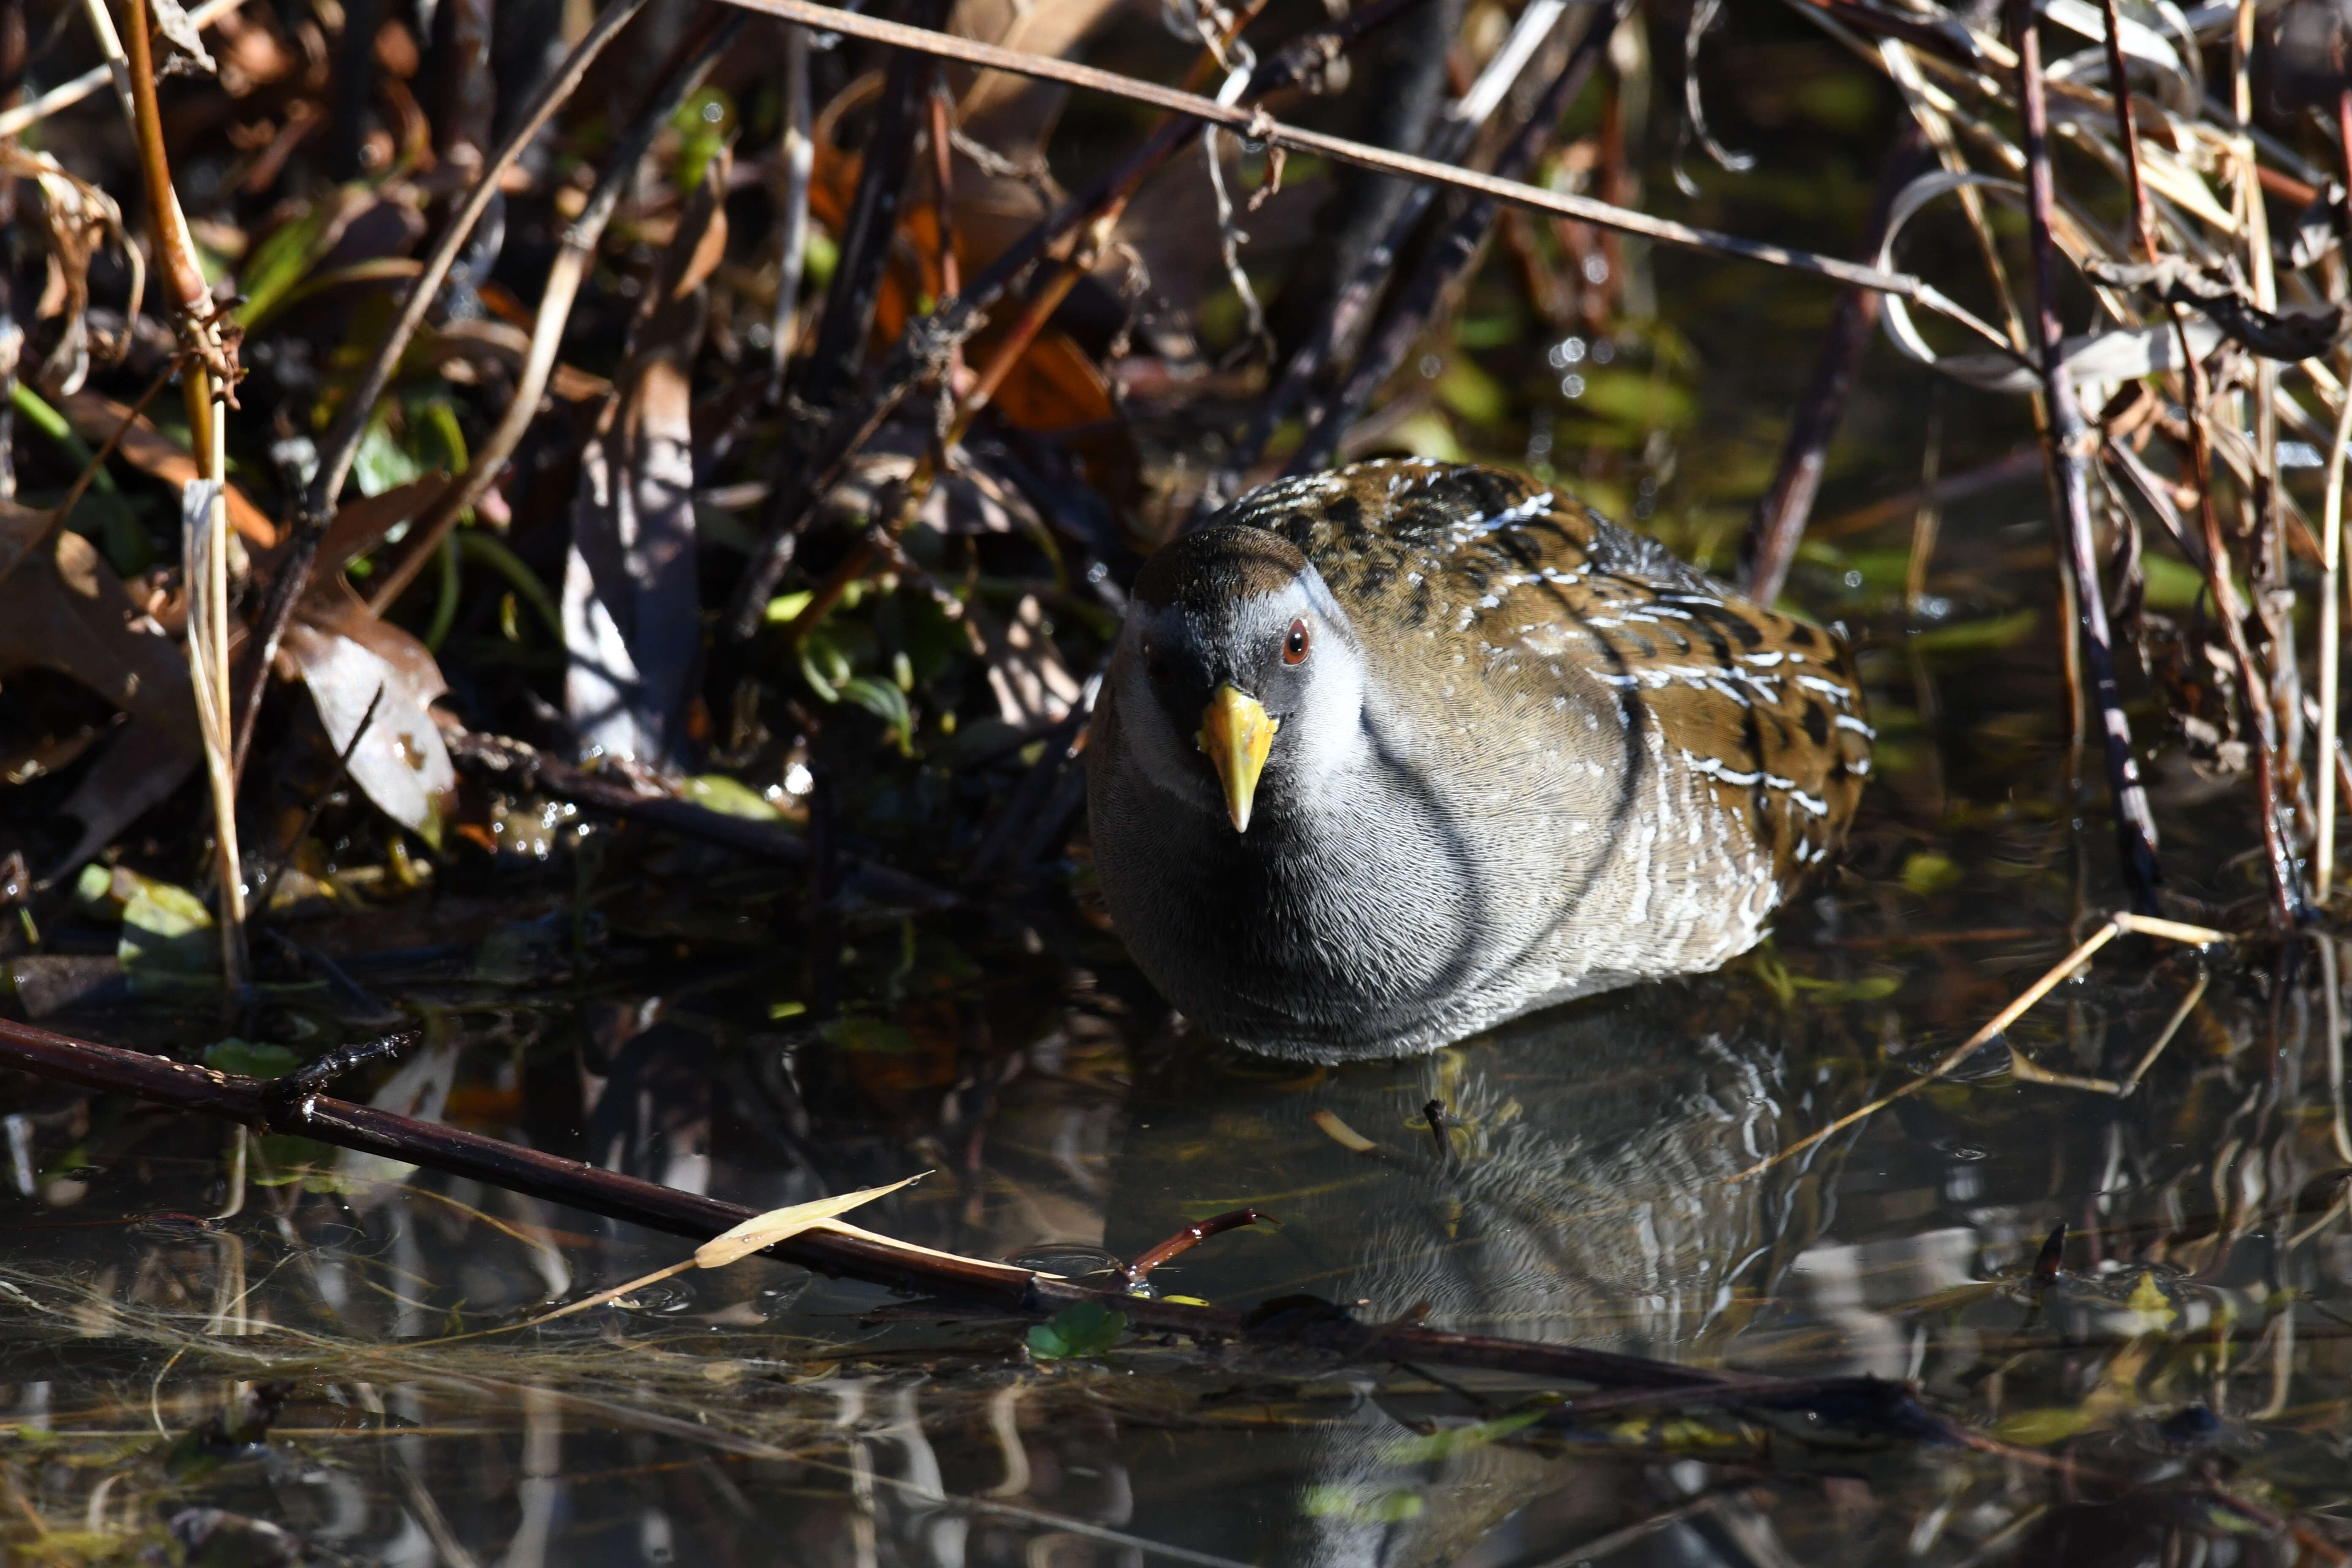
[[1112, 525, 1369, 833]]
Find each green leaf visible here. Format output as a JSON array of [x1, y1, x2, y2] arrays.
[[1898, 852, 1963, 895], [74, 863, 117, 909], [685, 775, 784, 821], [1378, 1407, 1548, 1464], [799, 631, 852, 701], [1434, 357, 1508, 427], [352, 416, 426, 499], [234, 202, 338, 329], [1909, 609, 2039, 654], [819, 1016, 917, 1055], [1027, 1300, 1127, 1360], [2140, 552, 2206, 612], [1385, 412, 1465, 463], [1568, 368, 1696, 431], [1301, 1484, 1424, 1524], [117, 872, 216, 978], [838, 675, 913, 748], [1786, 973, 1903, 1003], [1987, 1406, 2095, 1446], [201, 1039, 300, 1079]]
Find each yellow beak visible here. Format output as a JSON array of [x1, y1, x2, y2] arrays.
[[1197, 684, 1278, 833]]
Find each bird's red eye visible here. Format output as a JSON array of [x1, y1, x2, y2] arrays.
[[1283, 619, 1310, 664]]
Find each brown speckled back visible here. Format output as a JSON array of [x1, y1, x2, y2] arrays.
[[1225, 459, 1869, 890], [1090, 458, 1870, 1059]]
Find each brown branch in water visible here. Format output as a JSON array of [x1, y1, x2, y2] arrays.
[[2011, 0, 2162, 913], [232, 0, 656, 781], [1120, 1208, 1274, 1290], [1739, 122, 1932, 607], [0, 1015, 1867, 1405]]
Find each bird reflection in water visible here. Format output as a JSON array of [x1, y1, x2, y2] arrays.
[[1102, 973, 1818, 1568]]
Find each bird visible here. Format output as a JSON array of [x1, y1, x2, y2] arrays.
[[1084, 458, 1872, 1061]]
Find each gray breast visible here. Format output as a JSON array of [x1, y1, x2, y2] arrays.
[[1088, 676, 1639, 1059]]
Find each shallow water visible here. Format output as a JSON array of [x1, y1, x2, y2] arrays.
[[6, 588, 2348, 1566], [10, 13, 2352, 1568]]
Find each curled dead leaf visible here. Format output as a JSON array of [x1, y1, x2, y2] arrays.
[[280, 579, 457, 848]]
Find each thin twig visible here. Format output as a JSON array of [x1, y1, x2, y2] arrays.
[[362, 14, 744, 614], [1741, 122, 1932, 605], [767, 23, 814, 390], [0, 0, 241, 138], [2012, 0, 2161, 912], [1280, 0, 1620, 479], [1119, 1208, 1273, 1291], [798, 0, 948, 411], [2097, 0, 2157, 264], [233, 0, 655, 779]]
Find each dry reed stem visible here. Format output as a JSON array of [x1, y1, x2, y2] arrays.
[[0, 0, 245, 139], [234, 0, 655, 776], [2011, 0, 2162, 910], [363, 16, 741, 613], [105, 0, 248, 988], [712, 0, 1937, 303], [2325, 92, 2352, 904], [1725, 911, 2230, 1187]]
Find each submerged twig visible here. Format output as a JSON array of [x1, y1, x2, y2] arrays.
[[1119, 1208, 1274, 1293], [0, 1015, 1888, 1406]]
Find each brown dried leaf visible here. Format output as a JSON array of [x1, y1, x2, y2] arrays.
[[0, 524, 194, 737], [314, 474, 452, 574], [282, 578, 456, 847], [58, 391, 279, 550], [0, 524, 201, 876], [151, 0, 218, 75], [10, 150, 143, 396]]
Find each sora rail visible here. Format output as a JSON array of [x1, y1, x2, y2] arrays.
[[1086, 459, 1872, 1061]]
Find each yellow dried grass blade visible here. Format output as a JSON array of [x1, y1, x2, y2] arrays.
[[694, 1172, 930, 1269]]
